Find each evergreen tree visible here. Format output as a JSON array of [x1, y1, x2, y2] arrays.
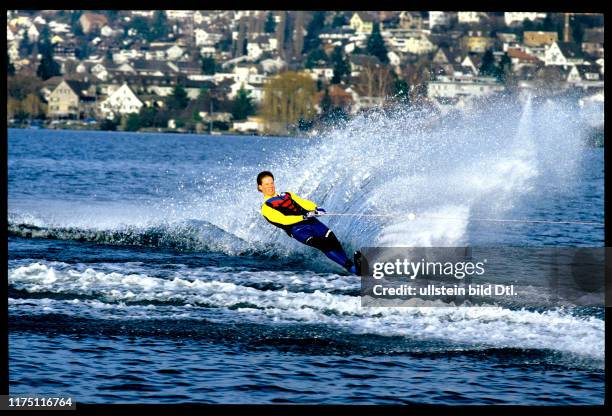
[[305, 48, 328, 69], [168, 84, 189, 110], [151, 11, 169, 41], [131, 17, 151, 41], [332, 12, 347, 28], [264, 12, 276, 33], [124, 113, 141, 131], [36, 26, 60, 80], [302, 11, 326, 53], [331, 46, 350, 84], [231, 86, 256, 121], [20, 30, 33, 56], [393, 78, 410, 102], [479, 49, 497, 77], [497, 52, 512, 83], [201, 55, 216, 75], [366, 23, 389, 64]]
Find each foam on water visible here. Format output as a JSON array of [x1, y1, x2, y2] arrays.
[[10, 96, 594, 257], [9, 262, 604, 363]]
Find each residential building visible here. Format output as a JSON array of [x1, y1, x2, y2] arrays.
[[523, 31, 558, 47], [233, 116, 266, 133], [504, 12, 547, 26], [457, 12, 482, 24], [350, 12, 375, 34], [462, 31, 495, 53], [582, 27, 604, 58], [544, 41, 584, 66], [427, 74, 505, 100], [428, 12, 451, 29], [98, 83, 144, 119], [399, 11, 424, 30], [46, 79, 96, 119]]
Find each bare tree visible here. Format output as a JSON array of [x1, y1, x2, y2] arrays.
[[355, 60, 394, 98]]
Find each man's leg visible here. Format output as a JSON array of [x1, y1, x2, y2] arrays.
[[304, 220, 354, 271]]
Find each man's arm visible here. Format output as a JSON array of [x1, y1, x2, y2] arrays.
[[261, 204, 305, 226], [289, 193, 317, 211]]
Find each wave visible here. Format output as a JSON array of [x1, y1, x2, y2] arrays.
[[8, 218, 263, 255], [9, 262, 604, 362]]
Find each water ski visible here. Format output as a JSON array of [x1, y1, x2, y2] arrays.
[[353, 251, 362, 275]]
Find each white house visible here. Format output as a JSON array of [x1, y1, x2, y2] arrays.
[[25, 24, 40, 43], [457, 12, 481, 24], [404, 34, 436, 54], [165, 45, 186, 61], [48, 21, 71, 34], [99, 83, 144, 119], [427, 75, 505, 100], [233, 116, 265, 133], [247, 42, 263, 60], [194, 11, 205, 25], [165, 10, 194, 21], [195, 29, 222, 47], [260, 57, 286, 74], [504, 12, 547, 26], [228, 80, 264, 103], [428, 11, 450, 29], [460, 55, 478, 74], [100, 25, 114, 37], [91, 63, 109, 81], [543, 42, 584, 66], [544, 42, 568, 66], [308, 67, 334, 82]]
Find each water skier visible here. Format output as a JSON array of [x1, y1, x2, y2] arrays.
[[257, 171, 360, 275]]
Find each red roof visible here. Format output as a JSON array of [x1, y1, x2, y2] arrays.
[[507, 48, 540, 63]]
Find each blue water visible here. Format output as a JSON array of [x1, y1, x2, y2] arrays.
[[7, 100, 605, 406]]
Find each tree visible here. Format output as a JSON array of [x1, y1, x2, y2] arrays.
[[231, 86, 256, 121], [264, 12, 277, 33], [20, 30, 33, 56], [497, 52, 512, 83], [201, 55, 216, 75], [151, 11, 169, 41], [242, 38, 248, 56], [302, 11, 326, 53], [130, 17, 151, 41], [355, 60, 394, 99], [330, 46, 350, 84], [168, 84, 189, 110], [36, 26, 60, 80], [320, 87, 332, 116], [7, 53, 15, 76], [305, 48, 328, 69], [124, 113, 141, 131], [100, 116, 119, 131], [366, 23, 389, 64], [261, 71, 317, 134], [332, 12, 347, 28], [393, 78, 410, 102], [479, 49, 498, 77]]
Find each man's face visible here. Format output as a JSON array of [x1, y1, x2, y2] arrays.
[[259, 176, 275, 196]]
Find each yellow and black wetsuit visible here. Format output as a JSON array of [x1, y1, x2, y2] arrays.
[[261, 192, 355, 272]]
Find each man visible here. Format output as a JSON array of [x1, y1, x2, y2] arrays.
[[257, 171, 360, 274]]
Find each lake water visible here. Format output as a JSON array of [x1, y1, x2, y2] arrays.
[[7, 99, 605, 404]]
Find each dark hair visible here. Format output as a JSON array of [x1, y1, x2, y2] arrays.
[[257, 171, 274, 190]]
